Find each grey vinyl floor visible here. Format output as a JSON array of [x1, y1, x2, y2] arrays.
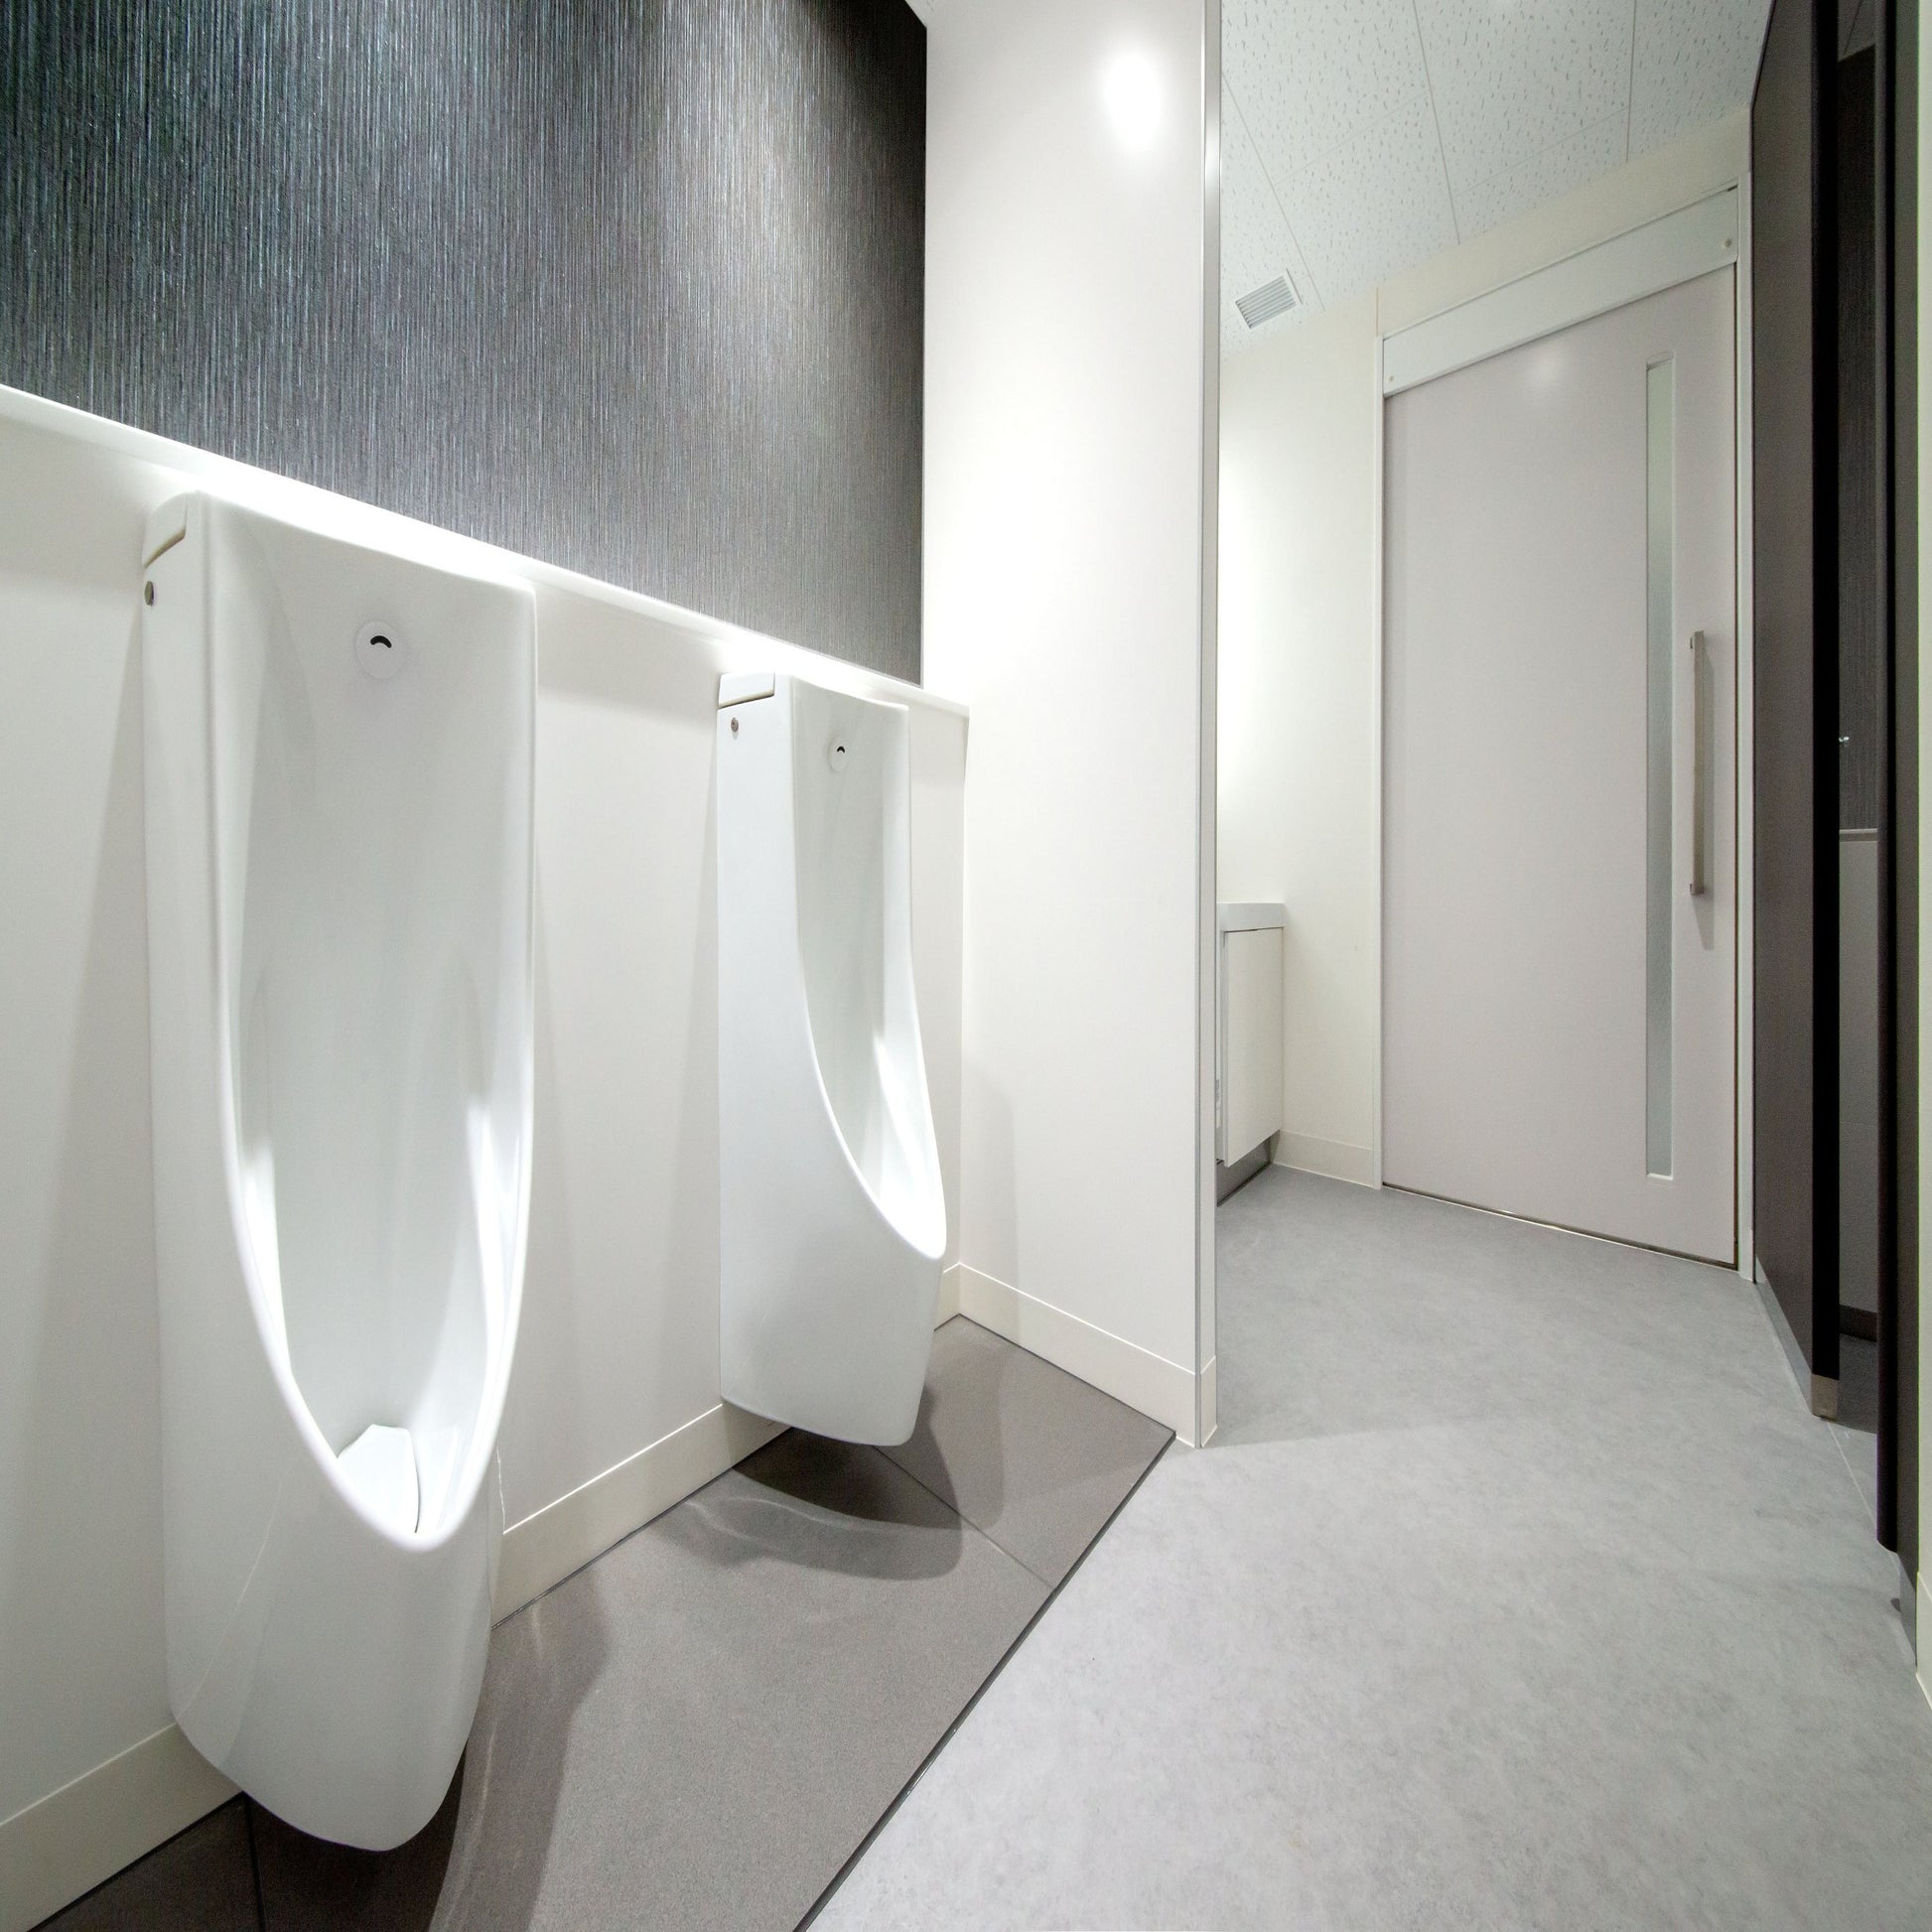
[[40, 1317, 1170, 1932], [820, 1168, 1932, 1930]]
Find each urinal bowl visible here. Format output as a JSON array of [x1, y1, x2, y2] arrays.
[[141, 493, 535, 1849], [717, 673, 947, 1447]]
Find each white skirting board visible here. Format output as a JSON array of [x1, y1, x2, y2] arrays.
[[1275, 1132, 1376, 1186], [3, 1265, 968, 1926], [935, 1259, 962, 1324], [955, 1264, 1200, 1443], [0, 1398, 784, 1931], [1919, 1574, 1931, 1715], [495, 1265, 963, 1616], [0, 1725, 237, 1932], [492, 1400, 787, 1619]]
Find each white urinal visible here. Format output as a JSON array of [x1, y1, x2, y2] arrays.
[[717, 672, 946, 1446], [140, 491, 535, 1850]]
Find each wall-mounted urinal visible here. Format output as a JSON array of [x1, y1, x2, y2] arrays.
[[140, 491, 535, 1849], [717, 672, 946, 1446]]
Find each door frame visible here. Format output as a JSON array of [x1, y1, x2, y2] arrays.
[[1369, 185, 1757, 1282]]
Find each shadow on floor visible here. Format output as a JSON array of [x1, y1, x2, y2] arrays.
[[661, 1428, 968, 1583], [248, 1757, 468, 1931], [1838, 1333, 1879, 1435]]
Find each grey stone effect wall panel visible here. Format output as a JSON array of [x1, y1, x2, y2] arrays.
[[1, 0, 924, 680]]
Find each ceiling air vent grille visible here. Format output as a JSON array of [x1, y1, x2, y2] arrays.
[[1236, 273, 1299, 329]]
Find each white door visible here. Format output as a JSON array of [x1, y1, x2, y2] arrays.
[[1382, 267, 1736, 1263]]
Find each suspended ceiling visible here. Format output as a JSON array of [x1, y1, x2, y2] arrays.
[[1221, 0, 1777, 359]]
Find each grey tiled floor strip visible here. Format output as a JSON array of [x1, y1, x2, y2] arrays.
[[800, 1401, 1173, 1928], [38, 1800, 260, 1931], [40, 1318, 1171, 1932]]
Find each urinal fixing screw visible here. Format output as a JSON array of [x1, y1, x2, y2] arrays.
[[144, 581, 154, 605], [731, 716, 739, 734]]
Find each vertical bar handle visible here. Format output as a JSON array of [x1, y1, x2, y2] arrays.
[[1688, 628, 1709, 898]]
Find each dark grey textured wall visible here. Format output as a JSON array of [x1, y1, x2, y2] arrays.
[[1, 0, 924, 680]]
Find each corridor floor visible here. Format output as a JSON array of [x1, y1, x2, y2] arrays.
[[822, 1169, 1932, 1929]]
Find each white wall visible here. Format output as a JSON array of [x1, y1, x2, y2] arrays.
[[0, 389, 966, 1929], [923, 0, 1215, 1441], [1217, 113, 1750, 1187], [1219, 292, 1380, 1181]]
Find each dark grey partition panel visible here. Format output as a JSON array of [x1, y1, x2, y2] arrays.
[[1752, 0, 1841, 1394], [0, 0, 925, 681], [1842, 50, 1879, 835], [1881, 0, 1918, 1574], [1885, 0, 1916, 1591]]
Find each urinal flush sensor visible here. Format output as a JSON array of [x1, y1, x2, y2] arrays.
[[354, 619, 408, 680]]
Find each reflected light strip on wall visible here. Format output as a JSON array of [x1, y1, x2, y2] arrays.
[[1101, 48, 1163, 152]]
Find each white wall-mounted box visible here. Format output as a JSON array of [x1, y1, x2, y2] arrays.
[[1217, 903, 1286, 1166]]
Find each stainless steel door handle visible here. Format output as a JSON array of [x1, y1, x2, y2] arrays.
[[1688, 629, 1709, 898]]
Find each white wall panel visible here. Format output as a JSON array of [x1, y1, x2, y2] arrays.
[[0, 424, 168, 1835], [1382, 190, 1739, 394], [924, 0, 1212, 1427], [1219, 294, 1380, 1173]]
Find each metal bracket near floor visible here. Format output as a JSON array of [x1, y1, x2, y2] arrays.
[[1215, 1137, 1274, 1202]]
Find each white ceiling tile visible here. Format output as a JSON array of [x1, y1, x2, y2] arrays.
[[1628, 0, 1770, 155], [1222, 0, 1437, 180], [1221, 90, 1319, 359], [1455, 111, 1630, 240], [1221, 0, 1769, 342], [1414, 0, 1634, 196], [1277, 93, 1459, 309]]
